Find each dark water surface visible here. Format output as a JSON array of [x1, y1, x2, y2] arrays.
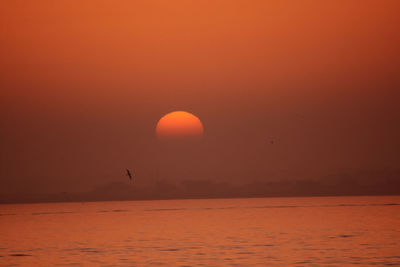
[[1, 196, 399, 266]]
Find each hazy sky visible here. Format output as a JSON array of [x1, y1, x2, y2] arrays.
[[1, 1, 399, 195]]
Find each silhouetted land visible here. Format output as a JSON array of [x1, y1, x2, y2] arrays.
[[1, 170, 399, 204]]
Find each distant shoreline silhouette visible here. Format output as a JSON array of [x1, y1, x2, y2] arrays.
[[1, 170, 399, 204]]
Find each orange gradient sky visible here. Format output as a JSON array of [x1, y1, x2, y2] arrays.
[[1, 1, 399, 195]]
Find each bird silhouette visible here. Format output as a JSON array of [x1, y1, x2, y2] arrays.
[[126, 169, 133, 181]]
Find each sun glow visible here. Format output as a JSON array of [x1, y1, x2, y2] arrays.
[[156, 111, 204, 140]]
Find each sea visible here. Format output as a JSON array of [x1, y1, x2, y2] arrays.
[[1, 196, 399, 266]]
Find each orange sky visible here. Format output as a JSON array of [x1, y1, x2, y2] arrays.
[[1, 1, 399, 195]]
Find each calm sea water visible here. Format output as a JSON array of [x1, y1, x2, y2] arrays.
[[1, 196, 399, 266]]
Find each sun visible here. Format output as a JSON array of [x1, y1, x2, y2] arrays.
[[156, 111, 204, 140]]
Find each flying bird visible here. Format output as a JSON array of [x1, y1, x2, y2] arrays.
[[126, 169, 133, 181]]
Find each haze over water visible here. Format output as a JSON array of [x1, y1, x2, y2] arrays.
[[1, 196, 399, 266]]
